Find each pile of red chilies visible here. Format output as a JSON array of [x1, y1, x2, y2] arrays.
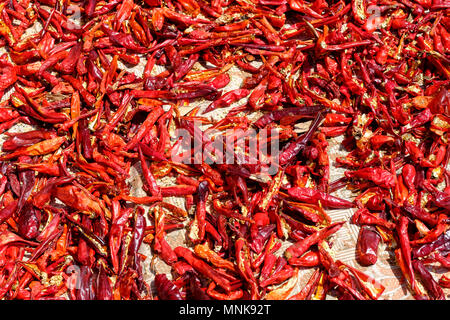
[[0, 0, 448, 300]]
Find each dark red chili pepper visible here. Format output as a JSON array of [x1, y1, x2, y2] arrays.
[[285, 221, 345, 261], [174, 246, 233, 292], [356, 225, 380, 266], [286, 187, 355, 209], [279, 112, 324, 166], [412, 260, 445, 300], [186, 271, 211, 300], [254, 106, 324, 129], [288, 250, 320, 267], [154, 274, 183, 300], [189, 181, 208, 243], [202, 89, 250, 114], [345, 167, 396, 189], [351, 208, 396, 230], [138, 146, 161, 197]]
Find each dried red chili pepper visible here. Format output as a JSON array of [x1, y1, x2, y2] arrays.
[[286, 187, 355, 209], [356, 225, 381, 266], [154, 274, 183, 300], [285, 222, 345, 261]]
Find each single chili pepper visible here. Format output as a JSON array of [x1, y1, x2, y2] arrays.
[[212, 199, 254, 223], [202, 89, 250, 114], [61, 75, 96, 106], [125, 105, 165, 151], [264, 268, 299, 300], [235, 238, 259, 299], [160, 185, 198, 197], [120, 195, 163, 205], [429, 252, 450, 270], [184, 271, 210, 300], [288, 269, 322, 300], [0, 200, 18, 224], [439, 275, 450, 288], [0, 136, 66, 161], [336, 261, 385, 300], [317, 240, 341, 278], [151, 204, 178, 266], [286, 187, 355, 209], [260, 252, 277, 281], [397, 216, 417, 294], [285, 250, 320, 267], [351, 208, 396, 230], [285, 221, 345, 260], [174, 246, 233, 292], [254, 106, 324, 129], [194, 244, 235, 272], [345, 167, 396, 189], [356, 225, 381, 266], [206, 282, 243, 300], [154, 274, 183, 300], [279, 112, 324, 166], [410, 214, 448, 246], [66, 216, 108, 258], [421, 180, 450, 210], [129, 207, 147, 270], [101, 25, 148, 53], [412, 230, 450, 259], [138, 146, 161, 197], [412, 260, 445, 300], [189, 181, 208, 243]]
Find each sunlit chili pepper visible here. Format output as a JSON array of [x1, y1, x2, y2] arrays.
[[154, 274, 183, 300], [174, 246, 233, 292], [202, 89, 250, 114], [356, 225, 380, 266], [286, 187, 355, 209], [285, 221, 344, 261]]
